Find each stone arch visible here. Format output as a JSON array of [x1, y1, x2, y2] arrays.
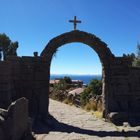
[[41, 30, 115, 118], [41, 30, 114, 66]]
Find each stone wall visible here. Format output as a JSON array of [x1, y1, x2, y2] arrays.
[[108, 57, 140, 124], [0, 30, 140, 125], [0, 61, 12, 109], [0, 55, 140, 124], [0, 56, 49, 119]]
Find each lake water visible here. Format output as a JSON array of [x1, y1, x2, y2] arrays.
[[50, 74, 102, 85]]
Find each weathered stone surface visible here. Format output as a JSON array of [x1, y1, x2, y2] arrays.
[[40, 30, 140, 123], [0, 97, 29, 140], [0, 128, 5, 140], [8, 97, 28, 140], [0, 30, 140, 124]]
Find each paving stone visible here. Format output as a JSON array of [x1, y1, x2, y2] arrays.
[[34, 99, 140, 140]]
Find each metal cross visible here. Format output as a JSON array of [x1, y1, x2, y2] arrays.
[[69, 16, 81, 30]]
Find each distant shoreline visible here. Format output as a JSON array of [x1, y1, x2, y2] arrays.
[[50, 74, 101, 76], [50, 74, 102, 85]]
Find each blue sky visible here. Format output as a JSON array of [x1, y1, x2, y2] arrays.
[[0, 0, 140, 74]]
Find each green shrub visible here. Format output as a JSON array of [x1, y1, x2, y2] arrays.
[[80, 79, 102, 106], [88, 79, 102, 96]]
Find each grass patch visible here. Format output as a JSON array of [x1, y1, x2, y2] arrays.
[[124, 137, 129, 140], [63, 98, 70, 104], [84, 101, 97, 111], [84, 103, 91, 111], [92, 111, 102, 118], [63, 98, 73, 105]]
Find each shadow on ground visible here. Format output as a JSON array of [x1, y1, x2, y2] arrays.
[[32, 114, 140, 138], [21, 133, 36, 140]]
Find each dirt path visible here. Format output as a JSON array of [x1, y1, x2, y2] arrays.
[[34, 99, 140, 140]]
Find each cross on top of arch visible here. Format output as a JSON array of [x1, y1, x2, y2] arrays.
[[69, 16, 81, 30]]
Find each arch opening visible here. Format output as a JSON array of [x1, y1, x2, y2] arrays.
[[50, 43, 102, 76], [41, 30, 114, 118], [50, 43, 103, 112]]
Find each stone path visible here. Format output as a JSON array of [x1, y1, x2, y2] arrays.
[[34, 99, 140, 140]]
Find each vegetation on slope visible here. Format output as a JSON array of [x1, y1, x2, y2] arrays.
[[50, 77, 103, 113]]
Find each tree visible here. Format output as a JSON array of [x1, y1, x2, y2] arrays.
[[123, 43, 140, 67], [0, 33, 18, 60], [133, 58, 140, 67], [88, 79, 102, 96], [123, 53, 135, 59], [0, 33, 11, 60], [133, 43, 140, 67], [7, 41, 18, 56], [81, 79, 102, 105], [137, 43, 140, 57], [58, 76, 72, 90], [63, 76, 72, 84]]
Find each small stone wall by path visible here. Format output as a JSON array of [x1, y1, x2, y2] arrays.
[[34, 99, 140, 140]]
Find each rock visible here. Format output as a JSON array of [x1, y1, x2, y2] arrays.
[[8, 97, 29, 140], [0, 97, 29, 140], [0, 128, 5, 140], [123, 122, 129, 127], [108, 112, 129, 125], [0, 108, 8, 125]]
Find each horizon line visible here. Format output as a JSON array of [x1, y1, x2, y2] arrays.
[[50, 73, 102, 76]]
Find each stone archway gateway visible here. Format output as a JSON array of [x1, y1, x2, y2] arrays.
[[41, 30, 115, 119], [40, 30, 140, 124], [0, 29, 139, 125]]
